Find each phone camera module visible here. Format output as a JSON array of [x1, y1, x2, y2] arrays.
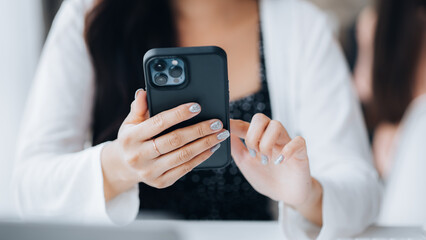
[[153, 60, 167, 72], [149, 57, 185, 87], [154, 73, 168, 86], [169, 65, 183, 78]]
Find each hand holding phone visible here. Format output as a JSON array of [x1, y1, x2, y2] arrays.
[[101, 46, 231, 200], [101, 89, 230, 200]]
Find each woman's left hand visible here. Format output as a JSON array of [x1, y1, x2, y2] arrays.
[[230, 115, 323, 225]]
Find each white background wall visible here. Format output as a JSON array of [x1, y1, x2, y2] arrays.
[[0, 0, 43, 217]]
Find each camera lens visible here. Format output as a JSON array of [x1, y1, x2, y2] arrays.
[[154, 73, 168, 86], [153, 60, 166, 71], [169, 65, 183, 78]]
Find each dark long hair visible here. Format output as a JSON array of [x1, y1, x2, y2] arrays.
[[373, 0, 426, 124], [84, 0, 176, 145]]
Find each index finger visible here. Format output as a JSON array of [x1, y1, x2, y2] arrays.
[[230, 119, 250, 139], [135, 103, 202, 140]]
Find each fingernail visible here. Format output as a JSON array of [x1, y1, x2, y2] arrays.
[[189, 103, 201, 113], [217, 130, 230, 140], [211, 144, 221, 153], [134, 88, 144, 100], [274, 155, 284, 165], [261, 154, 269, 165], [248, 148, 257, 157], [210, 120, 223, 131]]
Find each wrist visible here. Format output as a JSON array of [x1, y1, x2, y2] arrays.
[[101, 141, 138, 202], [293, 177, 323, 226]]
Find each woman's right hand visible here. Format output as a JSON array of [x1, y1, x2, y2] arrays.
[[101, 89, 229, 201]]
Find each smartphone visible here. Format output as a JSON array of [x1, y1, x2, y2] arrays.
[[143, 46, 231, 169]]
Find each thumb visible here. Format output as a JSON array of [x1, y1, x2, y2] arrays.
[[230, 134, 249, 165], [230, 119, 250, 164], [123, 89, 149, 125], [230, 119, 250, 139]]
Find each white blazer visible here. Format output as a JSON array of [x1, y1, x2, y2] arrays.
[[13, 0, 381, 239]]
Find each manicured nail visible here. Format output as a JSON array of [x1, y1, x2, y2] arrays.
[[274, 155, 284, 165], [217, 130, 230, 140], [134, 88, 144, 100], [210, 120, 223, 131], [189, 103, 201, 113], [261, 154, 269, 165], [248, 148, 257, 157], [211, 144, 221, 153]]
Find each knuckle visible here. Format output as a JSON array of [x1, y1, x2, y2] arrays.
[[253, 113, 269, 122], [174, 108, 186, 122], [169, 157, 182, 168], [178, 148, 193, 162], [182, 164, 193, 175], [252, 113, 263, 120], [133, 151, 147, 166], [121, 133, 133, 147], [203, 136, 214, 148], [197, 125, 205, 137], [270, 120, 283, 129], [126, 153, 139, 167], [168, 132, 182, 147], [152, 114, 165, 129]]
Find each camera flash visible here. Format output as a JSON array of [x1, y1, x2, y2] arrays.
[[172, 60, 178, 66]]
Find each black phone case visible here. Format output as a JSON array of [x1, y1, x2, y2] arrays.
[[143, 46, 231, 169]]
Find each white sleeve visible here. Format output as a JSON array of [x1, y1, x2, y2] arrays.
[[279, 2, 381, 239], [12, 0, 139, 225]]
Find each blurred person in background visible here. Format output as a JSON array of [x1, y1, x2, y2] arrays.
[[12, 0, 381, 239], [310, 0, 371, 41], [353, 0, 426, 225]]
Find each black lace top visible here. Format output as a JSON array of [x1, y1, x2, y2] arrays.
[[138, 29, 273, 220]]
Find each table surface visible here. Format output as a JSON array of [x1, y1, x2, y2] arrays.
[[128, 220, 426, 240], [1, 218, 425, 240]]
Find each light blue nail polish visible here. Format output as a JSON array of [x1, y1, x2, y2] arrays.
[[211, 144, 221, 153], [134, 88, 143, 100], [217, 130, 230, 140], [210, 120, 222, 131], [189, 103, 201, 113], [261, 154, 269, 165], [274, 155, 284, 165], [248, 148, 257, 157]]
